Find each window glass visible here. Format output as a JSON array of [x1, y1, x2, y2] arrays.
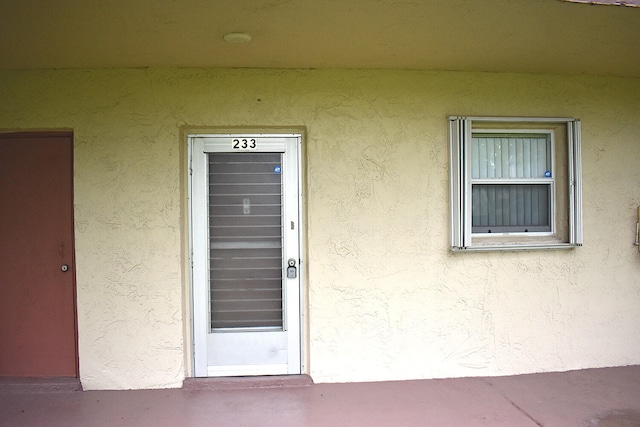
[[471, 134, 551, 179], [472, 184, 551, 233]]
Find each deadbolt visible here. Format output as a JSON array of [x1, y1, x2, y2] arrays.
[[61, 264, 69, 272]]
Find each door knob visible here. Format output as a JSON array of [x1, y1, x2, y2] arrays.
[[61, 264, 69, 272]]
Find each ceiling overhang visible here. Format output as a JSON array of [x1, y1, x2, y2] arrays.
[[0, 0, 639, 77]]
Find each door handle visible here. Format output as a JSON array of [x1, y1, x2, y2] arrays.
[[286, 259, 297, 279], [61, 264, 69, 272]]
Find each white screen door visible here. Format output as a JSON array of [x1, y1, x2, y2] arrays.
[[190, 134, 301, 377]]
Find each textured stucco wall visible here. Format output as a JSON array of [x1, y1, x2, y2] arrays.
[[0, 68, 639, 389]]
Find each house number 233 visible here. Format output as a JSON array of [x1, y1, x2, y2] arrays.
[[232, 138, 257, 150]]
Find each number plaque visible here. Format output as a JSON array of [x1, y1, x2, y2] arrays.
[[232, 138, 257, 150]]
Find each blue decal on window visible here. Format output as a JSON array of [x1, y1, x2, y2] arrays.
[[544, 170, 552, 177], [274, 165, 282, 174]]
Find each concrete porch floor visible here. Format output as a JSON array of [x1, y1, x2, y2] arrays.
[[1, 366, 640, 427]]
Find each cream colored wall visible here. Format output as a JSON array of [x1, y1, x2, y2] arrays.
[[1, 68, 639, 390]]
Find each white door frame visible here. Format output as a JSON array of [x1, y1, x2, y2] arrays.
[[188, 132, 305, 377]]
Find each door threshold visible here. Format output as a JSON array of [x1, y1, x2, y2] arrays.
[[0, 377, 82, 393], [182, 374, 313, 391]]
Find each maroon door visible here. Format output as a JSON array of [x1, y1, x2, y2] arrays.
[[0, 132, 78, 377]]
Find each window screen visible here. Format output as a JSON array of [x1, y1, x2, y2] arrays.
[[471, 133, 552, 233]]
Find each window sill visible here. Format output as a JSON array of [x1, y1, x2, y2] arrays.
[[451, 243, 581, 252]]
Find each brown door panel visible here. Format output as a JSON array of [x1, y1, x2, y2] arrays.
[[0, 133, 78, 377]]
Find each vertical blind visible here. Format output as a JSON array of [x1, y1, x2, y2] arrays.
[[208, 153, 284, 330], [471, 134, 552, 233]]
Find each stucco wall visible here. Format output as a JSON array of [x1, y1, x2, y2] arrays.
[[1, 68, 639, 390]]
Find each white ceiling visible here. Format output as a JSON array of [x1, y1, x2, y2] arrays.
[[1, 0, 639, 77]]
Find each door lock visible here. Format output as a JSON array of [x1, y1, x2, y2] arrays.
[[61, 264, 69, 272], [286, 258, 297, 279]]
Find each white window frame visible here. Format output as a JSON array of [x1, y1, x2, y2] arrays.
[[449, 116, 583, 251]]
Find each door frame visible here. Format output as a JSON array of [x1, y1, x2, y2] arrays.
[[0, 130, 79, 378], [186, 130, 307, 378]]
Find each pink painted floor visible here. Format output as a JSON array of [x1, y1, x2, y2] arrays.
[[2, 366, 640, 426]]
